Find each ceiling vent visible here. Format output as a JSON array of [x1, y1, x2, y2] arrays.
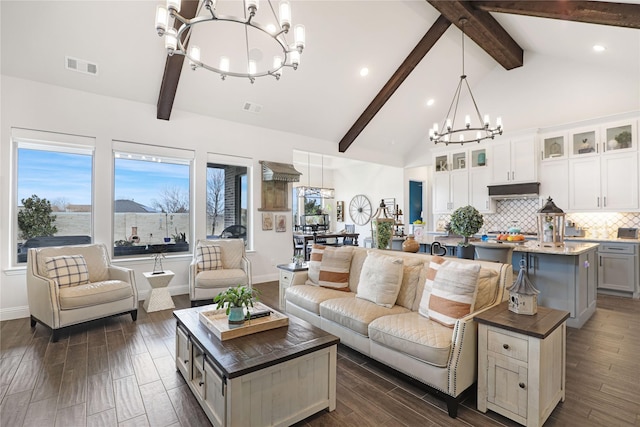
[[242, 101, 262, 114], [65, 56, 98, 76]]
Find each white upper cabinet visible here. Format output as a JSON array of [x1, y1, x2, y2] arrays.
[[569, 119, 637, 158], [540, 132, 568, 161], [489, 135, 537, 185], [539, 160, 569, 211], [432, 150, 469, 213]]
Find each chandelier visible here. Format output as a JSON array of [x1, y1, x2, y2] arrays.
[[155, 0, 305, 83], [297, 154, 334, 199], [429, 19, 502, 145]]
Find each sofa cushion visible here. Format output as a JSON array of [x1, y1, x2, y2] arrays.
[[285, 285, 354, 314], [195, 269, 248, 289], [306, 244, 326, 285], [396, 260, 424, 310], [428, 260, 481, 327], [196, 244, 222, 271], [356, 251, 404, 308], [319, 297, 409, 336], [418, 256, 446, 316], [58, 280, 132, 309], [368, 312, 453, 367], [45, 255, 90, 288], [318, 246, 354, 291], [475, 268, 501, 310], [36, 244, 110, 283]]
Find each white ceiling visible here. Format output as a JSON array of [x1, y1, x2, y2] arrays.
[[2, 1, 639, 167]]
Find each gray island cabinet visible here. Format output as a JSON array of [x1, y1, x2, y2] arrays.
[[511, 242, 599, 328]]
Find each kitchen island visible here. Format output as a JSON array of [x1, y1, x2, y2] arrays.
[[415, 235, 598, 328]]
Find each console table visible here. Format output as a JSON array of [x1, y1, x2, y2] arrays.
[[174, 305, 339, 426], [476, 302, 569, 427]]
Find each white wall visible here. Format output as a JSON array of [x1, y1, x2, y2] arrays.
[[0, 76, 403, 320]]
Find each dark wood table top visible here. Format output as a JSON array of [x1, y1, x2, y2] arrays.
[[174, 305, 339, 379], [474, 301, 570, 339]]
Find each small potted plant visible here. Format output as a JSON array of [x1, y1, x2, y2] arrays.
[[213, 285, 258, 325], [449, 205, 484, 259]]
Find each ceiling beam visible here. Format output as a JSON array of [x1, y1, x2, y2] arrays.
[[156, 1, 199, 121], [427, 1, 524, 70], [474, 1, 640, 29], [338, 15, 451, 153]]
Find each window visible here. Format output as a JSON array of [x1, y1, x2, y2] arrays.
[[113, 142, 193, 257], [206, 153, 251, 248], [13, 128, 94, 264], [293, 188, 330, 233]]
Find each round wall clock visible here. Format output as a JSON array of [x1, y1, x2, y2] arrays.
[[349, 194, 372, 225]]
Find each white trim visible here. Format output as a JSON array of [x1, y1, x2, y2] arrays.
[[0, 305, 30, 321], [113, 140, 195, 161], [12, 127, 96, 148]]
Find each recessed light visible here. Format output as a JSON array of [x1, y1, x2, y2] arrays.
[[360, 67, 369, 77], [593, 44, 606, 52], [426, 99, 435, 107]]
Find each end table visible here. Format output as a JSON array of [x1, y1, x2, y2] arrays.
[[475, 301, 569, 427], [143, 270, 175, 312], [277, 263, 308, 310]]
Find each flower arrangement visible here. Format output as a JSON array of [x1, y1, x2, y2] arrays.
[[449, 205, 484, 246]]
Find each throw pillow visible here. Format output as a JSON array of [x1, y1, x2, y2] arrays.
[[474, 268, 500, 310], [428, 260, 481, 327], [306, 244, 326, 285], [417, 256, 446, 317], [356, 251, 404, 307], [45, 255, 90, 288], [196, 244, 222, 271], [395, 261, 423, 309], [318, 246, 354, 291]]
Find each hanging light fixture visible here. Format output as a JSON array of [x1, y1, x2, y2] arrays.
[[429, 18, 503, 145], [155, 0, 305, 83], [297, 154, 335, 199]]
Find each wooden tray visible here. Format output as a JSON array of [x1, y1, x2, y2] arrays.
[[199, 302, 288, 341]]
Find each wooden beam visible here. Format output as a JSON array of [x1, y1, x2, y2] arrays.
[[156, 1, 199, 121], [427, 0, 524, 70], [338, 15, 451, 153], [474, 1, 640, 29]]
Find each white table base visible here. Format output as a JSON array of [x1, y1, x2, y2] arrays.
[[143, 271, 175, 312]]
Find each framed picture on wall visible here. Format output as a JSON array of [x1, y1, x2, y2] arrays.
[[262, 213, 273, 230], [276, 214, 286, 232]]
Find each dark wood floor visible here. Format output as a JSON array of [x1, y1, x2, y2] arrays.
[[1, 282, 638, 427]]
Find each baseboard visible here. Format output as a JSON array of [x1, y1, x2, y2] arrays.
[[0, 305, 30, 321]]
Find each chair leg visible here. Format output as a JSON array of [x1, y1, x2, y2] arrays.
[[130, 309, 138, 321], [446, 396, 459, 418], [30, 315, 37, 328]]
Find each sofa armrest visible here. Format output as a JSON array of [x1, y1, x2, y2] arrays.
[[189, 258, 199, 300], [107, 265, 138, 301], [291, 270, 309, 285], [241, 256, 252, 287], [26, 263, 61, 328]]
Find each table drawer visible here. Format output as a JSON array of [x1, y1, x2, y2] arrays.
[[280, 269, 293, 285], [487, 329, 528, 362]]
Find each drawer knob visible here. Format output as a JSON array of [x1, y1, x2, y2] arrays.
[[519, 382, 526, 389], [503, 344, 509, 350]]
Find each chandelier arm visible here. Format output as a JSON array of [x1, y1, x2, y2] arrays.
[[463, 77, 486, 128], [440, 77, 465, 132]]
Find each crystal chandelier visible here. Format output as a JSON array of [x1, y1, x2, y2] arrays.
[[155, 0, 305, 83], [429, 19, 503, 145]]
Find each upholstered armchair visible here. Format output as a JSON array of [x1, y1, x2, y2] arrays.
[[189, 238, 251, 306], [26, 243, 138, 342]]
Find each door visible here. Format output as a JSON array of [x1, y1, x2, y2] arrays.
[[409, 180, 423, 222], [601, 152, 638, 210], [490, 140, 511, 184], [433, 172, 451, 213], [539, 160, 569, 210], [598, 253, 636, 292], [204, 359, 226, 427], [487, 355, 528, 418], [569, 157, 600, 210], [470, 167, 492, 213], [510, 137, 537, 183], [450, 170, 469, 211]]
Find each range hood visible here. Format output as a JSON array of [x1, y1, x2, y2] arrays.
[[488, 182, 540, 199]]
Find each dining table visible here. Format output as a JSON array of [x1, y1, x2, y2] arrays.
[[297, 232, 360, 260]]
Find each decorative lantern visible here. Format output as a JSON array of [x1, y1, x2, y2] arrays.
[[537, 197, 565, 247], [371, 199, 394, 249], [508, 259, 540, 315]]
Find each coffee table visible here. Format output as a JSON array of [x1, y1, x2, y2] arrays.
[[174, 305, 339, 426]]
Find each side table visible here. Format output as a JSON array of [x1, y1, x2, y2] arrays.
[[277, 263, 308, 310], [475, 301, 569, 427], [143, 270, 175, 312]]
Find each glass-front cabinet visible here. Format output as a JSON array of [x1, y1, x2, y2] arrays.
[[470, 148, 487, 168], [540, 132, 567, 161], [570, 120, 637, 157]]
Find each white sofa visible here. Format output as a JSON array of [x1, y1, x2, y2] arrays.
[[26, 243, 138, 342], [285, 246, 512, 418]]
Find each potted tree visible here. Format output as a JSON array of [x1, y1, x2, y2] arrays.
[[213, 285, 258, 325], [449, 205, 484, 259]]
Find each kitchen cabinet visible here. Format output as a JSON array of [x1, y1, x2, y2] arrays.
[[539, 159, 569, 210], [598, 242, 639, 297], [476, 302, 569, 427], [490, 135, 537, 185], [568, 151, 638, 211], [540, 132, 568, 161], [469, 167, 494, 213], [512, 246, 597, 328], [569, 119, 637, 157]]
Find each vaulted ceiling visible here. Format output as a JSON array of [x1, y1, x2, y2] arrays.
[[2, 1, 640, 167]]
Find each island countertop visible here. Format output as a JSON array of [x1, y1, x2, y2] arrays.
[[416, 234, 599, 256]]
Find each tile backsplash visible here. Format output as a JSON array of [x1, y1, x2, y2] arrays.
[[436, 199, 640, 238]]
